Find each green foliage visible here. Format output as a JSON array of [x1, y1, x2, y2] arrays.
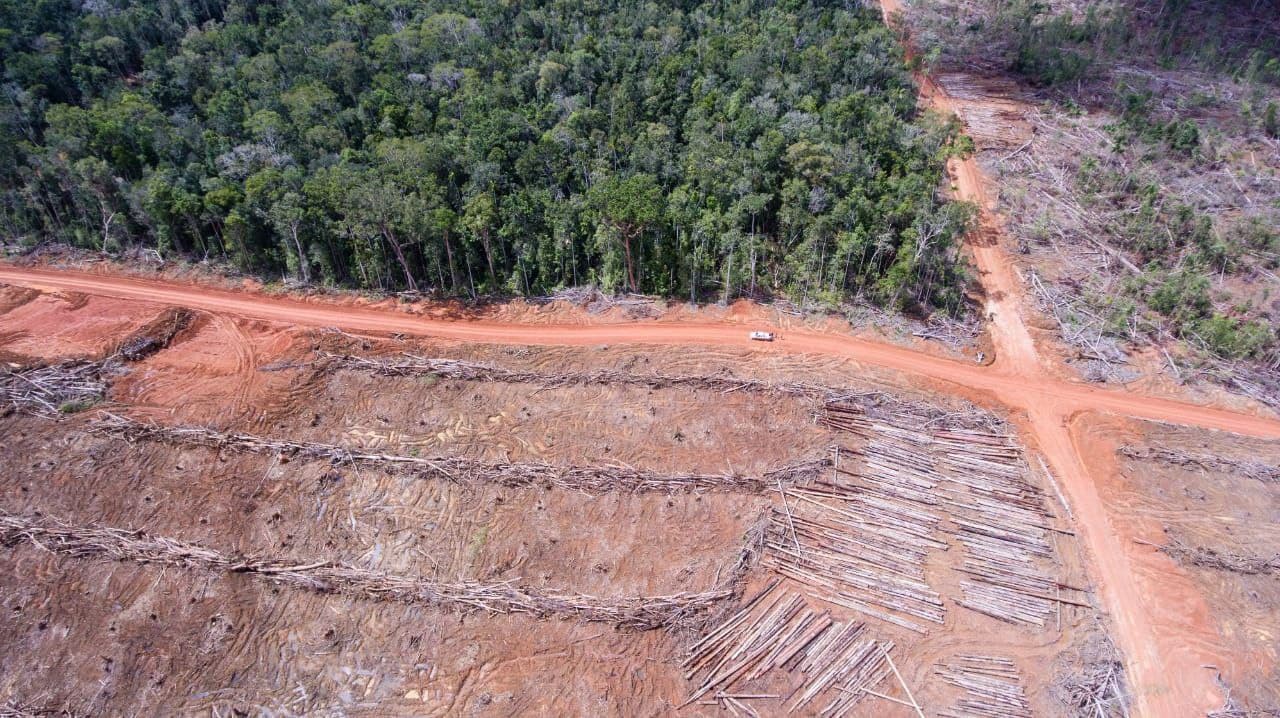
[[1148, 268, 1211, 324], [971, 1, 1124, 87], [1140, 266, 1274, 359], [1265, 101, 1280, 139], [0, 0, 971, 311], [58, 398, 96, 414], [1190, 315, 1274, 360]]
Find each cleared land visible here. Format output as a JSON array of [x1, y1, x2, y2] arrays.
[[1, 285, 1117, 716]]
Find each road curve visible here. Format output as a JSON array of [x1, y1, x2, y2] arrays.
[[2, 266, 1277, 441]]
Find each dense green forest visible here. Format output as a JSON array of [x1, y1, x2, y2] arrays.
[[0, 0, 973, 309]]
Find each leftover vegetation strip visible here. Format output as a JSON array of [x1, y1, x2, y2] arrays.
[[92, 413, 830, 494], [0, 510, 727, 631]]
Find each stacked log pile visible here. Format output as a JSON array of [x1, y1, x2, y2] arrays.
[[933, 430, 1064, 627], [936, 655, 1032, 718], [816, 403, 1086, 629], [760, 479, 946, 633], [683, 581, 898, 716]]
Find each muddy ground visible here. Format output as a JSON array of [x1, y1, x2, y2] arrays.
[[0, 283, 1264, 716]]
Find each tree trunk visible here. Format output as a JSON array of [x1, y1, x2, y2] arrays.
[[100, 207, 116, 253], [290, 222, 311, 283], [621, 226, 638, 293], [380, 223, 418, 292], [442, 229, 460, 292], [480, 231, 498, 290]]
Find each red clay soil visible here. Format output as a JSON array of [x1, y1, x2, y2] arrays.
[[2, 266, 1278, 718]]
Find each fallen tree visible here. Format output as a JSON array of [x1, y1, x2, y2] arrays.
[[0, 510, 728, 631], [93, 413, 830, 494], [114, 307, 195, 361]]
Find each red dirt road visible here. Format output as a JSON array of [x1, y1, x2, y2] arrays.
[[2, 266, 1276, 442]]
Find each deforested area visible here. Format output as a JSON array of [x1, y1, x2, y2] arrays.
[[1099, 418, 1280, 714], [901, 0, 1280, 405], [0, 286, 1118, 716]]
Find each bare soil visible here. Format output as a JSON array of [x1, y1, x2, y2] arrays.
[[1108, 420, 1280, 713], [1, 286, 1110, 716]]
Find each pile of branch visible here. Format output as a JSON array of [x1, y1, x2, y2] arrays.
[[0, 510, 726, 631], [911, 313, 983, 351], [1158, 536, 1279, 576], [530, 287, 663, 318], [1208, 705, 1280, 718], [1118, 445, 1280, 484], [682, 581, 903, 716], [92, 414, 830, 494], [714, 509, 772, 597], [936, 655, 1032, 718], [1, 360, 108, 417], [323, 351, 832, 398], [1027, 271, 1137, 384], [0, 700, 78, 718], [1221, 363, 1280, 414], [114, 307, 194, 361], [1055, 634, 1130, 718]]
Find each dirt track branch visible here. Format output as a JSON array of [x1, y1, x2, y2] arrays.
[[93, 414, 830, 494], [0, 511, 728, 630]]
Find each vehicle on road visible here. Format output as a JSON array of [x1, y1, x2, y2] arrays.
[[749, 331, 775, 341]]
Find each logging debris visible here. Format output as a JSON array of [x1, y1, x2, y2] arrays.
[[1053, 630, 1130, 718], [1028, 270, 1137, 384], [114, 307, 194, 361], [1119, 445, 1280, 484], [1156, 536, 1279, 576], [0, 510, 726, 631], [0, 360, 109, 417], [91, 413, 830, 494], [0, 309, 194, 417], [315, 350, 1006, 431], [0, 699, 78, 718]]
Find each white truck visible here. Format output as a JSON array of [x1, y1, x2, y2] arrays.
[[749, 331, 775, 342]]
